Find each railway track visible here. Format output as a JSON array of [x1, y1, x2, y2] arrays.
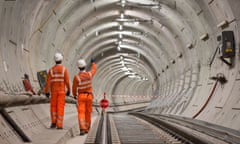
[[85, 112, 239, 144]]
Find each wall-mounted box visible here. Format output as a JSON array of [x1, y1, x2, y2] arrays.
[[222, 31, 235, 58]]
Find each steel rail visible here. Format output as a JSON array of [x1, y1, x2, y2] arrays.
[[87, 112, 112, 144], [156, 114, 240, 144], [94, 113, 105, 144], [130, 112, 214, 144]]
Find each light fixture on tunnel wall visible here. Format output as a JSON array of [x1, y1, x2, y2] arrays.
[[171, 59, 175, 64], [132, 21, 140, 25], [200, 33, 209, 41], [119, 33, 123, 39], [121, 67, 128, 72], [95, 31, 99, 36], [115, 40, 122, 45], [125, 71, 132, 75], [115, 17, 152, 24], [128, 75, 136, 78], [117, 45, 121, 51], [117, 0, 161, 9], [178, 53, 183, 58], [127, 73, 148, 81], [217, 20, 229, 29], [120, 59, 125, 66], [119, 25, 123, 30], [120, 55, 124, 60], [115, 31, 144, 36], [120, 12, 124, 19], [3, 61, 8, 72], [137, 52, 140, 58], [186, 43, 193, 49], [121, 0, 126, 7], [142, 77, 148, 81]]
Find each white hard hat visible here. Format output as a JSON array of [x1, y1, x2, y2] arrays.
[[54, 53, 63, 62], [77, 59, 86, 68]]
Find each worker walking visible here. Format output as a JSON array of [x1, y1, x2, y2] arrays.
[[72, 58, 97, 135], [45, 53, 70, 129]]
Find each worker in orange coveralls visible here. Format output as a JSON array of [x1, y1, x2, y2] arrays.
[[72, 58, 96, 135], [45, 53, 70, 129]]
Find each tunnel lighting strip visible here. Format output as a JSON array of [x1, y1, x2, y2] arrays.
[[95, 57, 153, 84], [116, 0, 161, 8]]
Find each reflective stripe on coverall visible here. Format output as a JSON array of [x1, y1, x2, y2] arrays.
[[45, 64, 70, 128], [72, 63, 96, 132]]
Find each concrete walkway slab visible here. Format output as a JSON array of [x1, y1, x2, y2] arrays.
[[66, 116, 98, 144]]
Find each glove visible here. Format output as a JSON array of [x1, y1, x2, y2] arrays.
[[74, 97, 77, 100], [66, 91, 70, 96], [91, 58, 95, 63], [45, 93, 50, 98]]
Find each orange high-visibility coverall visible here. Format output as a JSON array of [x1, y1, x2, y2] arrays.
[[72, 62, 96, 132], [45, 64, 70, 128]]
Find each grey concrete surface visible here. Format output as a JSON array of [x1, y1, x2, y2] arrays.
[[66, 116, 98, 144]]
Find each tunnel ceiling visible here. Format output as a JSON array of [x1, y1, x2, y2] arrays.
[[9, 0, 217, 96]]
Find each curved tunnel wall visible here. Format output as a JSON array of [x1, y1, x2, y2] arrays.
[[0, 0, 240, 132]]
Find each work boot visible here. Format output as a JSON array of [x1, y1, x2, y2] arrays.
[[85, 129, 89, 133], [50, 124, 56, 128], [57, 127, 63, 130], [80, 130, 85, 136]]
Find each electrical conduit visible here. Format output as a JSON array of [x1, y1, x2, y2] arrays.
[[192, 80, 218, 119]]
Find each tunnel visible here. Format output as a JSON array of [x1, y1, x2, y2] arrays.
[[0, 0, 240, 144]]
